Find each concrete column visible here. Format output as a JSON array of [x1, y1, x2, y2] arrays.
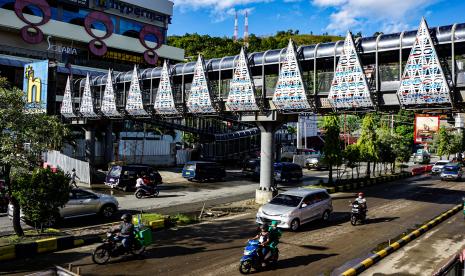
[[256, 121, 283, 204], [85, 126, 95, 165], [104, 122, 114, 164], [296, 116, 303, 149]]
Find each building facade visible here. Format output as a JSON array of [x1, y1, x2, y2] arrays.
[[0, 0, 184, 90]]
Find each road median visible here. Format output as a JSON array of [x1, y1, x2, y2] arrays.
[[341, 203, 463, 276]]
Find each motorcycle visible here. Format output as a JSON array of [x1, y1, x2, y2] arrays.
[[92, 229, 146, 264], [134, 185, 159, 199], [239, 240, 279, 274], [350, 201, 366, 226]]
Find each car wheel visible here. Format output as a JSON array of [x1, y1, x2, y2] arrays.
[[290, 218, 300, 231], [100, 204, 116, 218], [322, 210, 330, 222]]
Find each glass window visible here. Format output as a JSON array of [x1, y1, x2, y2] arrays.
[[75, 190, 95, 199], [109, 166, 122, 177], [270, 194, 302, 207]]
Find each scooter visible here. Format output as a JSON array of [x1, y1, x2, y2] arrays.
[[134, 185, 159, 199], [92, 229, 146, 264], [350, 201, 366, 226], [239, 240, 279, 274]]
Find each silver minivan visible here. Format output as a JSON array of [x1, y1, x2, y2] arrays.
[[256, 188, 333, 231]]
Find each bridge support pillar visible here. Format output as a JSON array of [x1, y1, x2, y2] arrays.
[[85, 126, 95, 166], [104, 122, 113, 164], [256, 121, 283, 204]]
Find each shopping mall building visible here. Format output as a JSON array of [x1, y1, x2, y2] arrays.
[[0, 0, 184, 113]]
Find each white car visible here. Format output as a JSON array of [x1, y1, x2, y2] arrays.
[[256, 188, 333, 231], [432, 160, 450, 175], [8, 188, 119, 226]]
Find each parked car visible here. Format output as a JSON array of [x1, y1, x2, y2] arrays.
[[256, 188, 333, 231], [431, 160, 450, 175], [243, 161, 303, 182], [440, 164, 463, 181], [8, 188, 119, 226], [182, 161, 226, 182], [105, 164, 162, 192], [242, 158, 260, 177], [413, 149, 431, 164], [274, 162, 303, 182], [305, 155, 328, 170]]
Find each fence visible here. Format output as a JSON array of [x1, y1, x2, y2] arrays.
[[44, 151, 91, 187]]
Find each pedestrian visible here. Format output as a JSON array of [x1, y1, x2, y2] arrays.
[[70, 168, 79, 188]]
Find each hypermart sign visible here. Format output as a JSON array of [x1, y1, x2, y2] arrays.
[[91, 0, 167, 23], [23, 60, 49, 113]]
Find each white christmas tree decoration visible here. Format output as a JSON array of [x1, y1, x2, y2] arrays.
[[154, 61, 178, 115], [60, 76, 74, 118], [125, 65, 148, 116], [80, 74, 98, 118], [101, 69, 120, 117], [186, 55, 215, 114]]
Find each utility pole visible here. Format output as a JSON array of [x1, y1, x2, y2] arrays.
[[244, 11, 249, 48], [233, 11, 238, 42]]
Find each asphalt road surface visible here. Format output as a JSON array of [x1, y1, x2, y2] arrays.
[[3, 174, 464, 276]]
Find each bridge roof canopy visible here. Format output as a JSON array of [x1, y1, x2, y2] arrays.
[[88, 22, 465, 87]]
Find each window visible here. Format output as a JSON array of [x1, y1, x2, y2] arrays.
[[74, 190, 96, 200]]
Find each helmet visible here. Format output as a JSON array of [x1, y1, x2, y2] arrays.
[[271, 221, 278, 227], [358, 192, 364, 197], [121, 213, 132, 223]]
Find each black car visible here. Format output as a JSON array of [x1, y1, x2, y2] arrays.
[[242, 158, 260, 177], [105, 165, 162, 192], [274, 162, 303, 182], [182, 161, 226, 182]]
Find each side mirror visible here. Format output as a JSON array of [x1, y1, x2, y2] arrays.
[[301, 203, 307, 208]]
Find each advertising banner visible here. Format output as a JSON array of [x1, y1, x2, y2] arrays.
[[23, 60, 49, 113], [414, 115, 440, 144]]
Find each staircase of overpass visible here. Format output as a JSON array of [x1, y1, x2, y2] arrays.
[[58, 18, 465, 203]]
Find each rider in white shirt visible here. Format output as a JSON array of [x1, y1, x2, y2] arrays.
[[135, 175, 145, 188]]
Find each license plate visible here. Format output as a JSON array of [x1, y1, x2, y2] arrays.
[[185, 172, 191, 175]]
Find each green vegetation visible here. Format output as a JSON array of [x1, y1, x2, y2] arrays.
[[0, 77, 69, 236], [0, 228, 64, 247], [173, 213, 198, 225], [357, 114, 379, 177], [431, 126, 463, 159], [134, 213, 165, 225], [322, 115, 342, 185], [13, 168, 70, 232], [168, 30, 342, 61]]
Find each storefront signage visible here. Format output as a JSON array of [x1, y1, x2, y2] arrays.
[[93, 0, 165, 23], [59, 0, 89, 6], [23, 60, 49, 113], [47, 36, 79, 55]]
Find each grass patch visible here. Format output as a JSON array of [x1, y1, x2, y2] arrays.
[[133, 213, 165, 225], [0, 228, 65, 247], [173, 214, 198, 225]]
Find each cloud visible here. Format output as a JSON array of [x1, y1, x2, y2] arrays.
[[172, 0, 272, 11], [213, 7, 255, 22], [312, 0, 441, 33]]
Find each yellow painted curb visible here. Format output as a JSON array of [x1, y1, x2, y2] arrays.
[[342, 268, 357, 276], [149, 219, 165, 229], [361, 258, 374, 267], [73, 239, 84, 246], [390, 242, 400, 249], [377, 249, 387, 257], [36, 237, 57, 253], [0, 245, 15, 261]]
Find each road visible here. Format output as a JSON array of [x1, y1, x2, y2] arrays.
[[2, 174, 463, 276], [0, 168, 330, 235]]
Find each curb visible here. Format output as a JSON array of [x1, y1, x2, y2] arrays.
[[0, 234, 101, 262], [341, 203, 463, 276], [305, 172, 412, 195]]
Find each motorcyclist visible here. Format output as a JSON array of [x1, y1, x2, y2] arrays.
[[354, 192, 367, 214], [249, 224, 270, 264], [267, 221, 281, 260], [113, 213, 134, 251], [136, 174, 154, 194]]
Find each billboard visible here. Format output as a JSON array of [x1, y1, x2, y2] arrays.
[[414, 115, 440, 144], [23, 60, 49, 113]]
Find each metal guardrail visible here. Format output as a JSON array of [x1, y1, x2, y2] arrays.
[[26, 265, 80, 276]]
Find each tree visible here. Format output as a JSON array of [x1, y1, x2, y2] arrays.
[[0, 77, 69, 236], [13, 168, 70, 232], [436, 126, 451, 159], [343, 143, 360, 179], [182, 132, 199, 148], [377, 128, 397, 174], [286, 125, 297, 145], [357, 114, 378, 177], [322, 115, 342, 184]]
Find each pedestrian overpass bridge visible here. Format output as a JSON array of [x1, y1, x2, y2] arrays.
[[59, 19, 465, 203]]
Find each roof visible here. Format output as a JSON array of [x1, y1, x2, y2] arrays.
[[281, 187, 327, 197]]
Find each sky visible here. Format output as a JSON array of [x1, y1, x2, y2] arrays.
[[168, 0, 465, 38]]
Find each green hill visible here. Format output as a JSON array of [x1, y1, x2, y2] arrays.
[[168, 30, 342, 61]]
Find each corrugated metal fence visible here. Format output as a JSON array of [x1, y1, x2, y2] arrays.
[[44, 151, 91, 186]]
